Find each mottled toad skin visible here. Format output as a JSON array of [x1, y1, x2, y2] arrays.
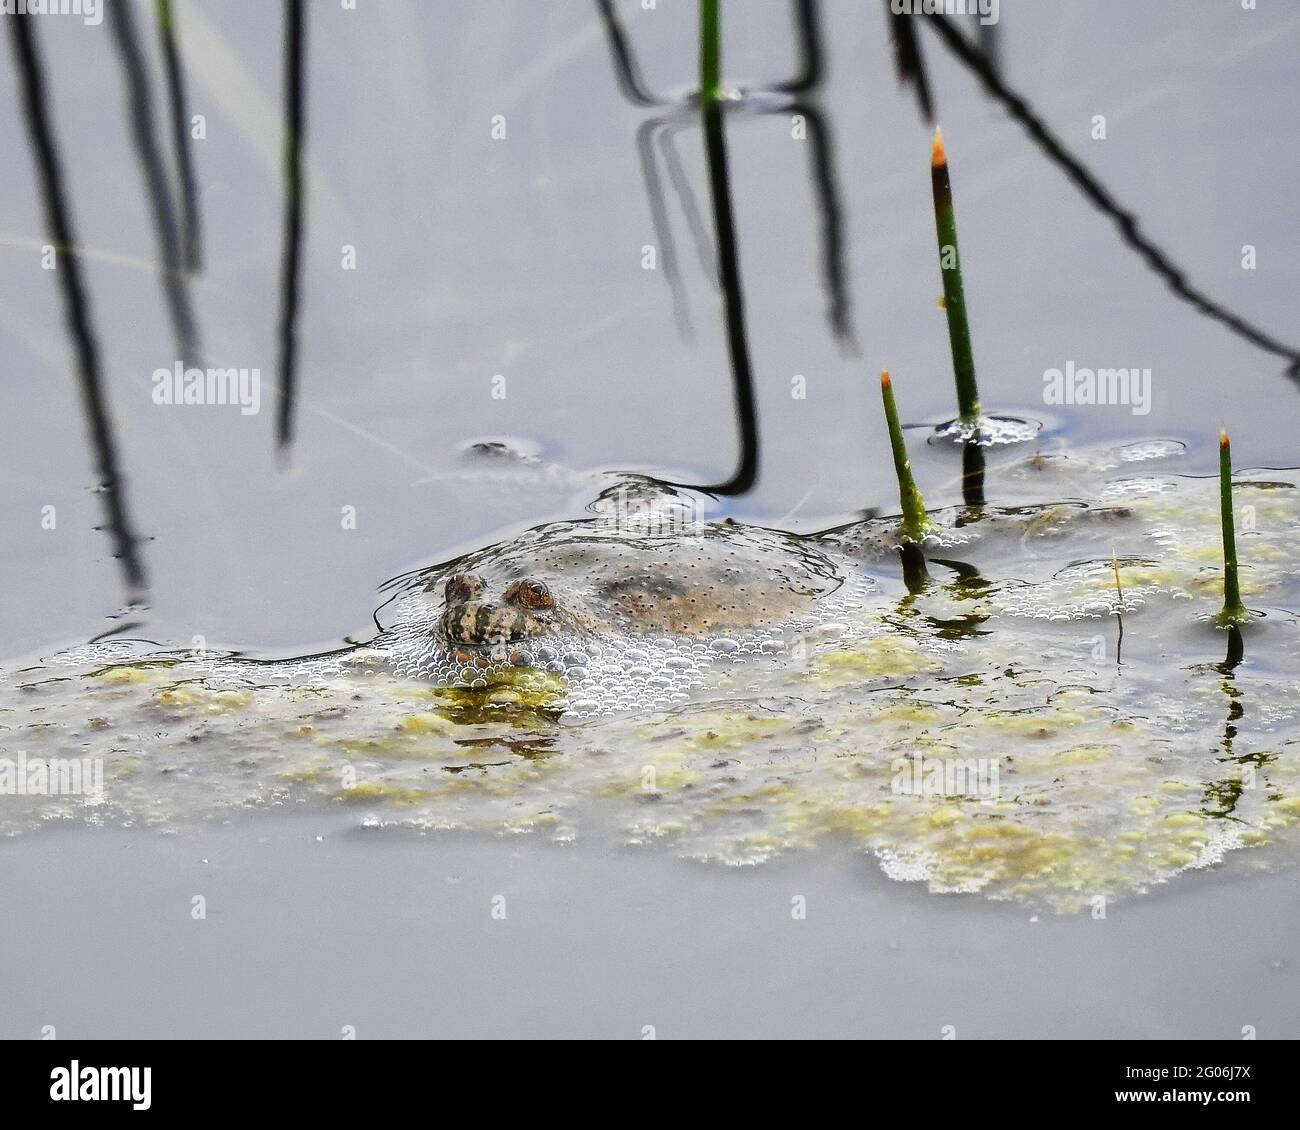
[[411, 520, 850, 664], [440, 575, 566, 647]]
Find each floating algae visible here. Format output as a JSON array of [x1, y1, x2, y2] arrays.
[[2, 446, 1299, 912]]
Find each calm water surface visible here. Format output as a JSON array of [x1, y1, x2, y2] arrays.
[[1, 0, 1297, 1037]]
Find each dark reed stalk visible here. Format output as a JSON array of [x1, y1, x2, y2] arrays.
[[883, 0, 934, 123], [692, 0, 758, 494], [608, 4, 851, 360], [764, 2, 856, 349], [930, 127, 981, 426], [276, 0, 307, 451], [920, 13, 1300, 375], [594, 0, 667, 107], [961, 435, 985, 507], [775, 0, 823, 94], [1216, 429, 1249, 627], [1223, 625, 1244, 671], [978, 19, 1000, 77], [880, 370, 934, 543], [107, 0, 199, 359], [154, 0, 202, 272], [1111, 549, 1125, 660], [898, 538, 930, 593], [786, 101, 858, 354], [7, 15, 147, 598]]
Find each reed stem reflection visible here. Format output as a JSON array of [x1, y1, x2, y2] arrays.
[[108, 0, 199, 359], [276, 0, 307, 451], [7, 15, 148, 599]]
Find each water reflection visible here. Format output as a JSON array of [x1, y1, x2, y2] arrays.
[[882, 0, 934, 123], [696, 96, 759, 494], [6, 16, 147, 599], [917, 10, 1300, 375], [635, 115, 696, 337], [597, 0, 858, 494], [897, 540, 930, 593], [1200, 625, 1248, 818], [778, 98, 858, 354], [275, 0, 308, 451], [155, 0, 203, 273], [108, 0, 198, 360], [594, 0, 668, 107], [1220, 623, 1245, 675], [772, 0, 822, 94], [976, 18, 1000, 76], [10, 1, 1299, 614], [961, 434, 986, 507]]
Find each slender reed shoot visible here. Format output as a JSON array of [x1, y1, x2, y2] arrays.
[[881, 370, 936, 544], [1215, 429, 1249, 627], [699, 0, 721, 103], [931, 127, 982, 426]]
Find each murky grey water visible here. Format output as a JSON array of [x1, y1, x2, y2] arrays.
[[2, 811, 1297, 1039], [1, 0, 1298, 1035]]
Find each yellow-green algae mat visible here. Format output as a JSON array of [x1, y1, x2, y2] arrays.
[[3, 461, 1299, 913]]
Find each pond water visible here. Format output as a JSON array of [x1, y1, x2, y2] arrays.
[[1, 0, 1298, 1036]]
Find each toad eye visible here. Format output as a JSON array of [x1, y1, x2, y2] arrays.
[[505, 578, 554, 610]]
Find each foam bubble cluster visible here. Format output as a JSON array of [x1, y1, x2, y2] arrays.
[[5, 457, 1300, 911], [931, 414, 1042, 447], [378, 566, 881, 718]]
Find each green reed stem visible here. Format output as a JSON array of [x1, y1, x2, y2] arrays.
[[1216, 429, 1249, 626], [881, 370, 933, 543], [699, 0, 721, 103], [931, 128, 981, 426]]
